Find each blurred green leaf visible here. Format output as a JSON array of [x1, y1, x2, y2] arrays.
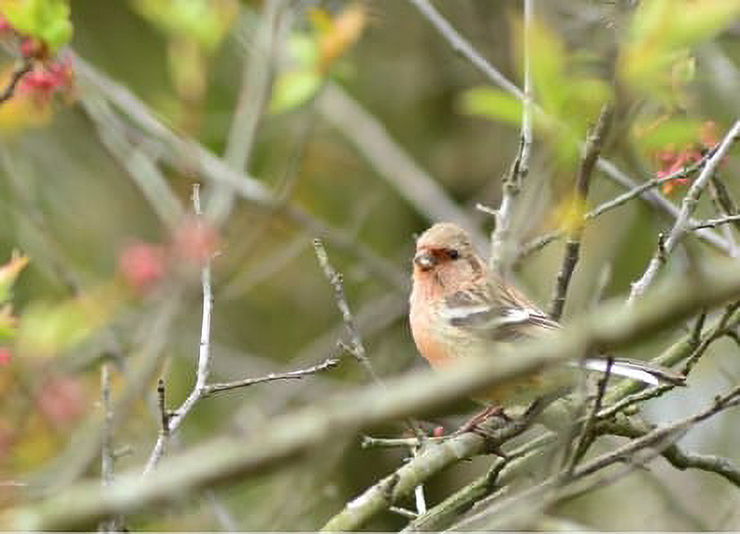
[[16, 288, 115, 357], [458, 87, 523, 125], [131, 0, 237, 51], [622, 0, 740, 97], [1, 0, 73, 51], [634, 117, 704, 151], [269, 70, 322, 114], [288, 34, 320, 70]]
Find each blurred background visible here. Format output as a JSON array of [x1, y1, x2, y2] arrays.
[[1, 0, 740, 530]]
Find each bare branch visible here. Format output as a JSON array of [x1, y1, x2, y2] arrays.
[[142, 185, 214, 476], [313, 238, 382, 386], [516, 152, 715, 264], [488, 0, 534, 276], [0, 60, 32, 104], [207, 0, 289, 224], [11, 257, 740, 530], [690, 213, 740, 231], [317, 84, 483, 248], [630, 120, 740, 302], [549, 104, 614, 320], [203, 358, 340, 396]]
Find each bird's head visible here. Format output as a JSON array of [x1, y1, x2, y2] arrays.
[[413, 223, 483, 283]]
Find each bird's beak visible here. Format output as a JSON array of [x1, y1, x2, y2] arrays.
[[414, 250, 436, 271]]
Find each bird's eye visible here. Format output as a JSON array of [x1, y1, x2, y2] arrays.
[[448, 249, 459, 260]]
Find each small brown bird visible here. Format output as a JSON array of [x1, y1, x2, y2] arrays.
[[409, 222, 685, 410]]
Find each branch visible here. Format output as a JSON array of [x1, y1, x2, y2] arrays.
[[404, 0, 731, 253], [600, 412, 740, 487], [207, 0, 288, 224], [515, 151, 716, 264], [452, 386, 740, 530], [488, 0, 534, 275], [549, 104, 614, 320], [10, 257, 740, 529], [321, 405, 544, 532], [72, 53, 409, 293], [313, 238, 425, 441], [98, 362, 122, 533], [630, 121, 740, 302], [202, 358, 340, 395], [316, 84, 484, 249], [142, 185, 214, 475], [689, 213, 740, 231], [0, 60, 32, 104], [313, 238, 382, 385]]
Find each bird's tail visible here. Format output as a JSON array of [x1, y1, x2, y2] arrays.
[[580, 357, 686, 387]]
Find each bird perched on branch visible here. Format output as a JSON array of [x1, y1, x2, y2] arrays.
[[409, 222, 685, 418]]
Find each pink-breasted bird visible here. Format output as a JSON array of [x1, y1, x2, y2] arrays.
[[409, 222, 684, 410]]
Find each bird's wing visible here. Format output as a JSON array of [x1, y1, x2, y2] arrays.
[[441, 285, 558, 341]]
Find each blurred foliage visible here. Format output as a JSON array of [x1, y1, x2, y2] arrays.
[[0, 0, 738, 530], [0, 0, 72, 52], [270, 3, 368, 113]]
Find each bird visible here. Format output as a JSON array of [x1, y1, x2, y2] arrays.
[[408, 222, 685, 416]]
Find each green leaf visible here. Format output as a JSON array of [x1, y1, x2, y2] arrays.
[[1, 0, 73, 51], [635, 118, 704, 151], [458, 87, 523, 125], [131, 0, 237, 52], [269, 70, 322, 114]]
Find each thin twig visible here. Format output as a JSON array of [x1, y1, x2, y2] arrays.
[[516, 152, 715, 263], [451, 386, 740, 530], [142, 185, 214, 476], [549, 104, 614, 320], [710, 175, 740, 233], [0, 60, 32, 104], [630, 120, 740, 302], [488, 0, 534, 276], [312, 238, 382, 385], [403, 0, 731, 254], [690, 213, 740, 231], [203, 358, 339, 395], [99, 362, 121, 533], [404, 0, 523, 98], [390, 506, 419, 519], [156, 378, 169, 436], [562, 358, 613, 478], [706, 175, 739, 257], [317, 84, 483, 248], [207, 0, 288, 225]]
